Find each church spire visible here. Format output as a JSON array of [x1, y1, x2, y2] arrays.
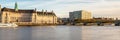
[[14, 2, 18, 11]]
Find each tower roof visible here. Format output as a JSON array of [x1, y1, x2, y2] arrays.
[[14, 2, 18, 11]]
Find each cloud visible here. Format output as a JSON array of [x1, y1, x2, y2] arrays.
[[0, 0, 120, 18], [105, 0, 120, 1]]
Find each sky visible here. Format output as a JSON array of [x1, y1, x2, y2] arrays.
[[0, 0, 120, 18]]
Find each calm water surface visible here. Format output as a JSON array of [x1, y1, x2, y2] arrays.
[[0, 26, 120, 40]]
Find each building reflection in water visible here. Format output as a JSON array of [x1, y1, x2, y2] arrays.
[[31, 26, 56, 40], [0, 26, 120, 40], [81, 26, 120, 40], [0, 27, 32, 40], [17, 27, 32, 40], [0, 28, 18, 40], [69, 26, 82, 40]]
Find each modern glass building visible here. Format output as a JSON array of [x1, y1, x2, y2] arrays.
[[69, 10, 92, 21]]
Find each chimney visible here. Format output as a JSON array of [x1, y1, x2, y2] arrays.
[[35, 8, 37, 12], [116, 18, 118, 20], [45, 10, 47, 13], [42, 9, 44, 14], [51, 10, 54, 13], [42, 9, 44, 12]]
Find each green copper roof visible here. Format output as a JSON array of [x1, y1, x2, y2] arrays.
[[14, 2, 18, 11]]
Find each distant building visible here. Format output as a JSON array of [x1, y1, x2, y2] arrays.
[[93, 17, 114, 21], [69, 10, 92, 21], [0, 2, 57, 25], [61, 18, 69, 23], [57, 18, 69, 24]]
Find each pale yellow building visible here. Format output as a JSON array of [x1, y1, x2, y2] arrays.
[[0, 3, 57, 25]]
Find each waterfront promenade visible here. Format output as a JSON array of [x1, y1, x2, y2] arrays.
[[12, 20, 120, 26], [14, 22, 57, 26]]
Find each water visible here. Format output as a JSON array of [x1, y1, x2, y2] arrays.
[[0, 26, 120, 40]]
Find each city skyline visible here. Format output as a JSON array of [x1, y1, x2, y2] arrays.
[[0, 0, 120, 18]]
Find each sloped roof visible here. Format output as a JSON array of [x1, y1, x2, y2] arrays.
[[37, 11, 56, 16], [1, 7, 57, 16], [1, 7, 36, 13]]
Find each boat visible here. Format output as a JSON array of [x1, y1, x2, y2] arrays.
[[0, 23, 18, 27]]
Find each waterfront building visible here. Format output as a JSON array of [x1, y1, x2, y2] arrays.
[[0, 5, 1, 22], [61, 18, 69, 23], [0, 5, 1, 13], [0, 3, 57, 25], [69, 10, 92, 21]]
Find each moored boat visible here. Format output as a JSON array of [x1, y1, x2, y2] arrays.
[[0, 23, 18, 27]]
